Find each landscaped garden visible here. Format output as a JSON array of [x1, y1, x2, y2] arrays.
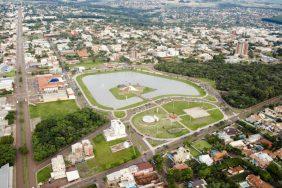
[[113, 111, 126, 119], [109, 85, 155, 100], [132, 107, 189, 139], [76, 134, 140, 177], [131, 100, 224, 139], [180, 108, 224, 130]]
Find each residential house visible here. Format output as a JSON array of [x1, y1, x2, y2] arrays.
[[198, 155, 213, 166], [246, 174, 272, 188]]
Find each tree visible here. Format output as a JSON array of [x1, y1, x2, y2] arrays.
[[266, 162, 282, 181], [19, 145, 29, 155], [152, 154, 164, 172], [0, 135, 14, 145], [32, 108, 108, 161], [5, 111, 16, 125], [0, 144, 16, 167], [198, 165, 212, 179]]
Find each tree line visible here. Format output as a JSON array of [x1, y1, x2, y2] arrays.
[[155, 60, 282, 108], [0, 136, 16, 167], [32, 108, 108, 161]]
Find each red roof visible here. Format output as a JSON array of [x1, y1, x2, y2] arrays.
[[36, 74, 64, 91], [137, 162, 153, 171]]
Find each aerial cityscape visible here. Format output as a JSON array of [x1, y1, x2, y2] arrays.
[[0, 0, 281, 188]]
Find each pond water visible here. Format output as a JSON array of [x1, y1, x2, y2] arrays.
[[82, 71, 200, 109]]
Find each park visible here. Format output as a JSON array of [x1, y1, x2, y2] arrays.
[[131, 100, 224, 139]]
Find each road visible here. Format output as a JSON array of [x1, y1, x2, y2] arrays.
[[15, 5, 37, 188]]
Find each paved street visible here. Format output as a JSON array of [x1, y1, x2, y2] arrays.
[[15, 5, 36, 188]]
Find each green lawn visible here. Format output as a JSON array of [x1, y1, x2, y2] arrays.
[[4, 70, 16, 77], [204, 95, 217, 102], [180, 109, 224, 130], [132, 107, 189, 139], [37, 165, 52, 183], [114, 111, 126, 118], [109, 86, 155, 100], [192, 140, 212, 152], [187, 146, 201, 157], [109, 87, 136, 100], [29, 100, 79, 120], [162, 101, 215, 116], [77, 134, 140, 177], [146, 138, 167, 147]]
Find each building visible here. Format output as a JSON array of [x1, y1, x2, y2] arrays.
[[36, 74, 65, 93], [103, 119, 127, 141], [228, 166, 244, 176], [106, 166, 138, 187], [246, 174, 272, 188], [250, 152, 273, 168], [66, 170, 80, 182], [76, 49, 89, 59], [67, 88, 76, 99], [198, 155, 213, 166], [235, 41, 249, 57], [107, 162, 164, 188], [0, 78, 14, 91], [51, 155, 66, 180], [68, 139, 94, 164], [173, 147, 192, 164], [229, 140, 246, 149], [188, 179, 207, 188], [0, 163, 13, 188]]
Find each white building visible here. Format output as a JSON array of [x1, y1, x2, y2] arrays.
[[51, 155, 66, 180], [0, 78, 14, 91], [103, 119, 127, 141], [173, 147, 191, 164], [199, 155, 213, 166], [0, 163, 13, 188], [66, 170, 80, 182]]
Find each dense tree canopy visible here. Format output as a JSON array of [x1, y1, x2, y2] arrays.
[[32, 108, 108, 161], [155, 61, 282, 108], [0, 136, 16, 167]]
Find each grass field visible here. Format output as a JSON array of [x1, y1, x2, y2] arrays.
[[204, 95, 217, 102], [132, 107, 189, 138], [29, 100, 79, 120], [180, 109, 224, 130], [36, 165, 52, 183], [114, 111, 126, 118], [146, 138, 167, 147], [192, 140, 212, 152], [4, 69, 16, 77], [162, 101, 215, 115], [77, 134, 140, 177], [187, 146, 201, 157]]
